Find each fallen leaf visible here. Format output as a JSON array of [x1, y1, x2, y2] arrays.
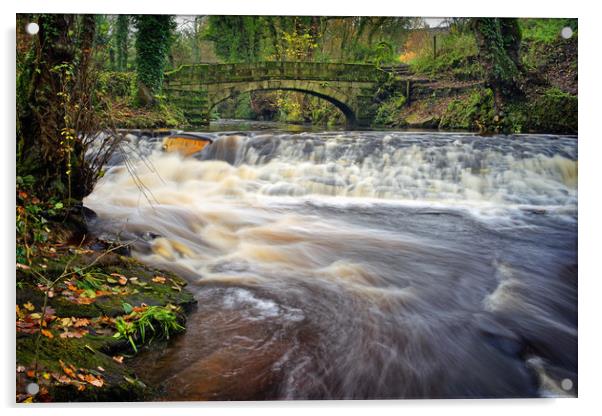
[[16, 365, 26, 373], [97, 366, 105, 372], [62, 366, 76, 379], [152, 276, 166, 284], [51, 373, 71, 384], [59, 329, 88, 339], [23, 302, 35, 312], [16, 263, 30, 270], [112, 355, 124, 364], [73, 318, 90, 328], [84, 374, 104, 387], [118, 276, 128, 285], [26, 370, 35, 378], [41, 329, 54, 339]]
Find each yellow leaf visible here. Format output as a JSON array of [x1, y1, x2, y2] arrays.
[[23, 302, 35, 312]]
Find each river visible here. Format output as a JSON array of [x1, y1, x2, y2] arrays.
[[83, 126, 577, 400]]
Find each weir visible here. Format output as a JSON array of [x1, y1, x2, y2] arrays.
[[163, 62, 408, 128], [85, 131, 578, 400]]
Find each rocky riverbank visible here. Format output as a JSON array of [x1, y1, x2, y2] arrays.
[[16, 204, 196, 402]]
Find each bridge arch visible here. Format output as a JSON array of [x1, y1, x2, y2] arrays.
[[163, 62, 400, 128], [206, 80, 358, 127]]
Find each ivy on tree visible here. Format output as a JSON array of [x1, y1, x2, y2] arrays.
[[115, 15, 129, 72], [133, 15, 176, 106], [472, 18, 522, 112]]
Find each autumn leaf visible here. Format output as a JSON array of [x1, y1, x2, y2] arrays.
[[16, 262, 31, 270], [61, 365, 76, 379], [152, 276, 166, 284], [59, 329, 88, 339], [23, 302, 35, 312], [60, 317, 73, 327], [84, 374, 104, 387], [112, 355, 124, 364], [41, 329, 54, 339], [26, 370, 35, 378], [73, 318, 90, 328]]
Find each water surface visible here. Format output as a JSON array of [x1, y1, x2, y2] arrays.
[[85, 129, 577, 400]]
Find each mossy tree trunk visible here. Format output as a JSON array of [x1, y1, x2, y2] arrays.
[[115, 15, 129, 72], [472, 18, 523, 114], [17, 14, 98, 201], [133, 15, 175, 107]]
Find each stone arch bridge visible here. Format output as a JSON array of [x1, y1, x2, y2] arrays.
[[164, 62, 409, 128]]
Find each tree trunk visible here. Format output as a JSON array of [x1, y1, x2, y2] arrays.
[[17, 14, 99, 200], [472, 18, 522, 112]]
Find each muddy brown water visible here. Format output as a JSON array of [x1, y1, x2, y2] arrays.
[[85, 130, 577, 400]]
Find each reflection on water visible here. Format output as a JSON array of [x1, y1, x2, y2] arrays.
[[84, 129, 577, 400]]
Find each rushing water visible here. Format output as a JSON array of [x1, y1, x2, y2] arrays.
[[84, 129, 577, 400]]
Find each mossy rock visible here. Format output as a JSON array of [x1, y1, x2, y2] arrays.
[[16, 334, 151, 402], [16, 245, 197, 402], [526, 87, 577, 134]]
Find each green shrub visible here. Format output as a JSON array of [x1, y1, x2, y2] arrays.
[[114, 304, 185, 352], [410, 32, 479, 78], [98, 71, 135, 98], [520, 18, 578, 44]]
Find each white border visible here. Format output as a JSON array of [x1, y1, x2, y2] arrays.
[[2, 1, 600, 415]]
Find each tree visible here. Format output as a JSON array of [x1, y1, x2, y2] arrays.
[[133, 15, 176, 106], [115, 15, 129, 71], [203, 16, 264, 62], [472, 18, 522, 112], [17, 14, 121, 201]]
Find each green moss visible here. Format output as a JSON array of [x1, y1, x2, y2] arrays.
[[16, 244, 196, 402], [16, 333, 150, 402], [373, 94, 407, 127], [526, 87, 577, 134], [439, 88, 495, 130]]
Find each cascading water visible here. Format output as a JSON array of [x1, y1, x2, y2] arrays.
[[84, 130, 577, 400]]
